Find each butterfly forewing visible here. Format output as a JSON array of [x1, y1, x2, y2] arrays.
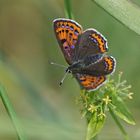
[[53, 18, 82, 64]]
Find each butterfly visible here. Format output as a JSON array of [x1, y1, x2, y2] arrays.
[[53, 18, 116, 91]]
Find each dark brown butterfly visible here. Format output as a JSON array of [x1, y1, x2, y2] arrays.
[[53, 18, 116, 91]]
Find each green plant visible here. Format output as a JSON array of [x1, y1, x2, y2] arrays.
[[78, 72, 135, 140], [0, 86, 26, 140]]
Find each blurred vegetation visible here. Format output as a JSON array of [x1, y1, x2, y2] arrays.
[[0, 0, 140, 140], [93, 0, 140, 35]]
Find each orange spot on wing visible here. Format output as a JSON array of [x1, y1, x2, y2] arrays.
[[80, 75, 106, 90], [92, 33, 106, 53], [104, 57, 113, 71]]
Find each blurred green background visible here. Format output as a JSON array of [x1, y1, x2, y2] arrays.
[[0, 0, 140, 140]]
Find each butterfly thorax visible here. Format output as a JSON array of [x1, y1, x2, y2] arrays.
[[68, 61, 85, 73]]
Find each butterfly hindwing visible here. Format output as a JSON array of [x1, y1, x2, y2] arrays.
[[74, 29, 108, 60], [53, 18, 82, 64], [75, 74, 106, 91], [81, 56, 116, 76]]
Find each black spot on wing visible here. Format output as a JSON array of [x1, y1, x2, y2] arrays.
[[61, 39, 66, 44]]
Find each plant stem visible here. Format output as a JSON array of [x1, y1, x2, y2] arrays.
[[0, 86, 27, 140], [109, 107, 130, 140], [64, 0, 73, 19]]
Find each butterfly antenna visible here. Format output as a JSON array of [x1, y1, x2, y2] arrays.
[[49, 61, 67, 68], [59, 69, 70, 86]]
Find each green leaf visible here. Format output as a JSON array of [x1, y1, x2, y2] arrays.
[[111, 94, 135, 125], [0, 86, 27, 140], [92, 0, 140, 35], [86, 112, 105, 140]]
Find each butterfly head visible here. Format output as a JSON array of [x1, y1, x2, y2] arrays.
[[68, 61, 84, 74]]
